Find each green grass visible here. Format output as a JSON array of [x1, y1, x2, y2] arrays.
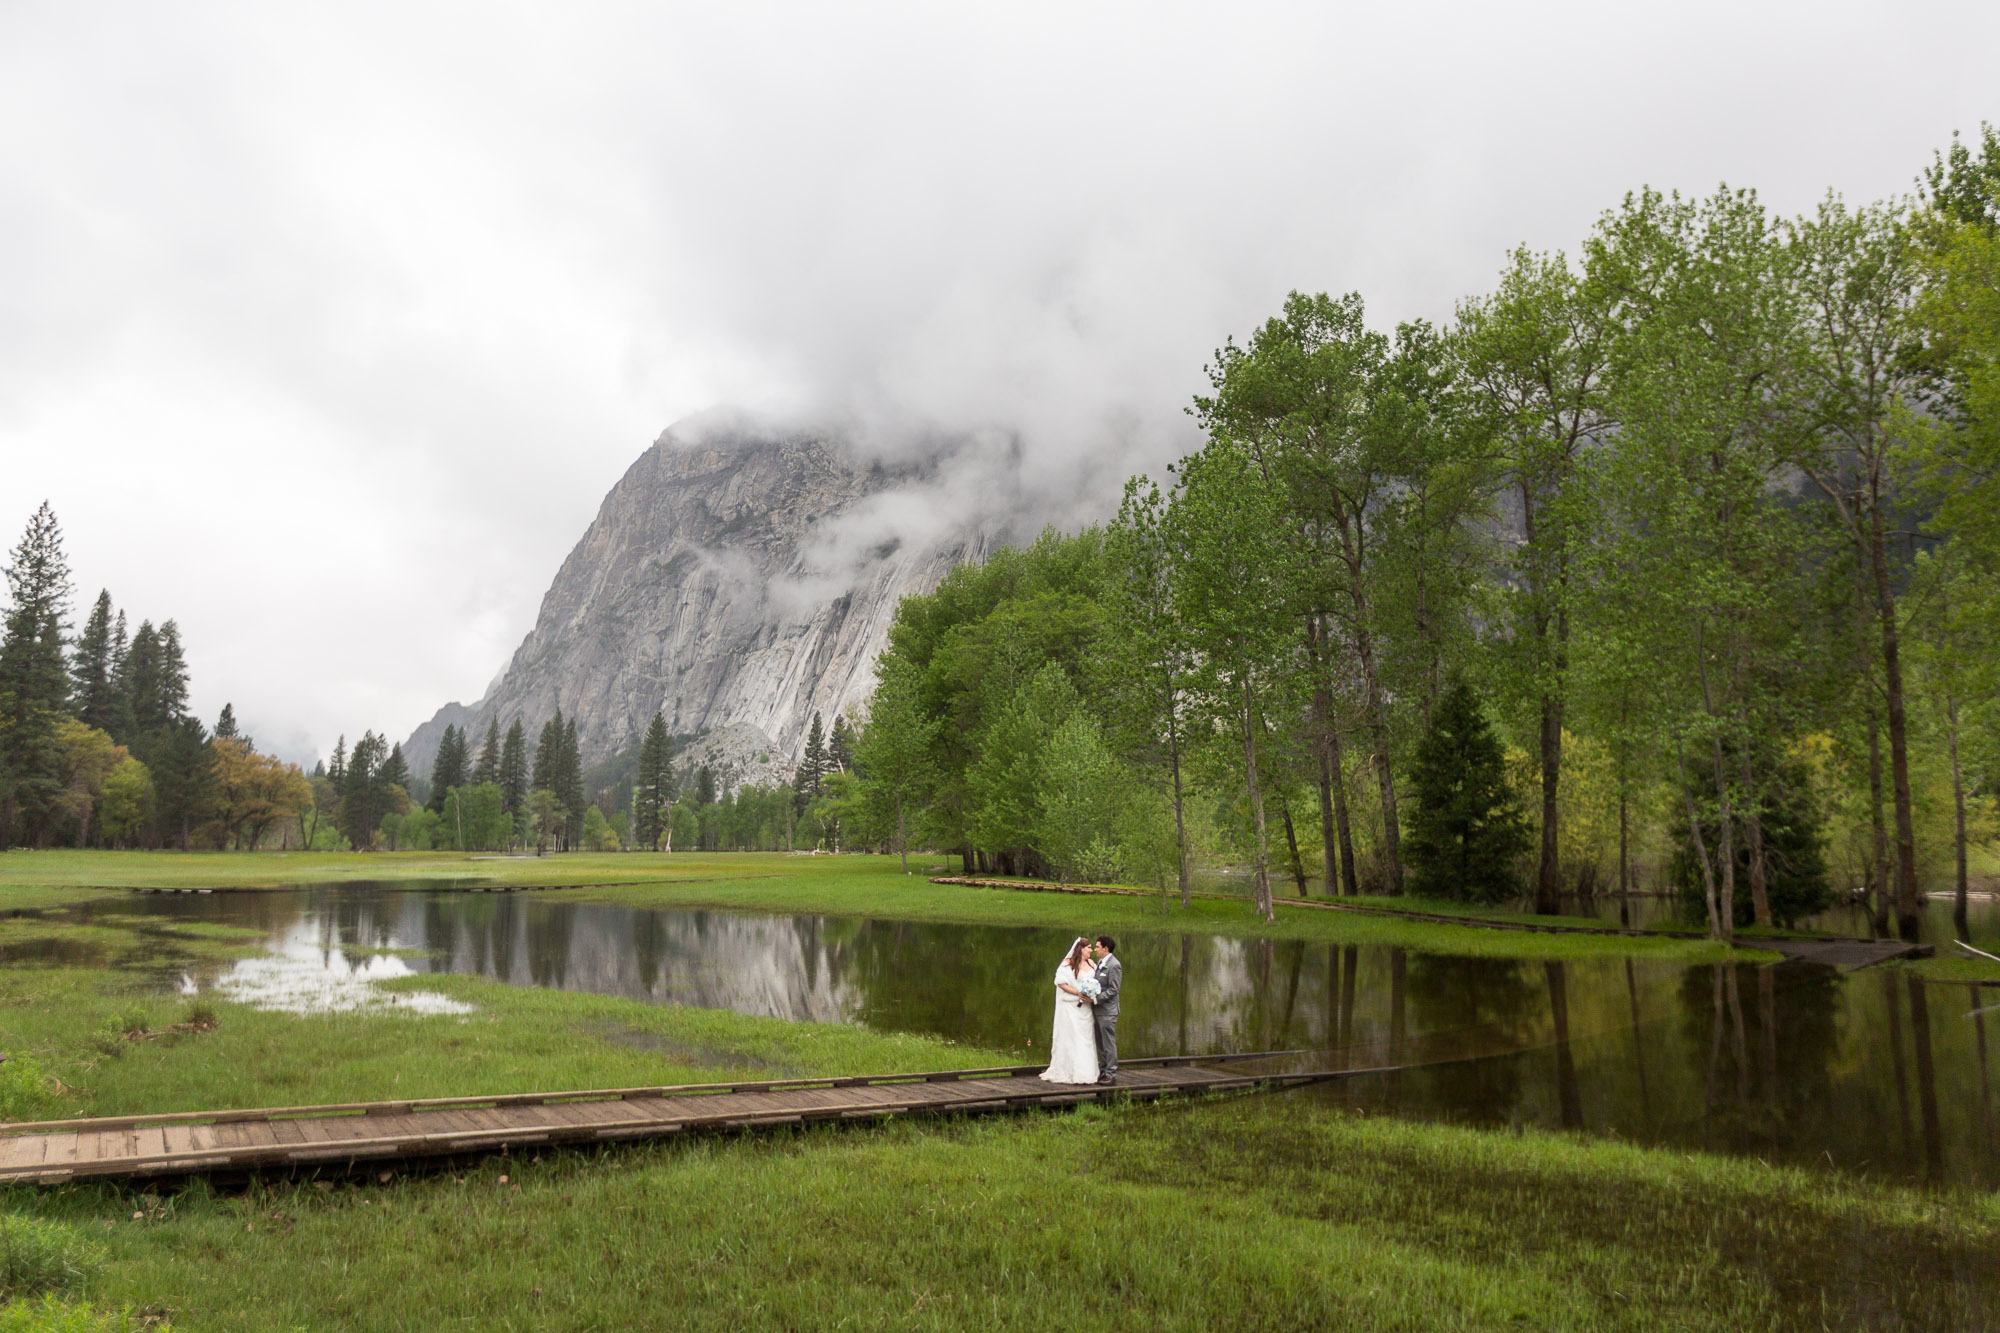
[[4, 856, 1994, 1329], [3, 1096, 1994, 1331]]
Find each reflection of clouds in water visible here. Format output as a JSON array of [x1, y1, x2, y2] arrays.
[[210, 925, 473, 1016]]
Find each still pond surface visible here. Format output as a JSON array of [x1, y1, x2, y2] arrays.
[[46, 883, 2000, 1188]]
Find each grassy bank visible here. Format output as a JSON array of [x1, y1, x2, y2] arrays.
[[5, 1095, 1996, 1331], [0, 851, 1756, 964]]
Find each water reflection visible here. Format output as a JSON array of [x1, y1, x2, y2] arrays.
[[54, 884, 2000, 1186]]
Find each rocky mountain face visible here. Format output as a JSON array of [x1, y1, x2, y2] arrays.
[[404, 415, 1001, 790]]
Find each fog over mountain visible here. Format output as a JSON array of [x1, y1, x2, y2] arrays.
[[404, 410, 1061, 783], [4, 4, 1993, 765]]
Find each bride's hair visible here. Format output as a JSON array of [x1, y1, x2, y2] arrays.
[[1065, 937, 1089, 974]]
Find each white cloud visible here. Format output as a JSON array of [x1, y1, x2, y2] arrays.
[[3, 0, 1992, 762]]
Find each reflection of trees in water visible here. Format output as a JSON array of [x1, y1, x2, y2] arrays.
[[1401, 955, 1542, 1118], [1675, 962, 1842, 1156]]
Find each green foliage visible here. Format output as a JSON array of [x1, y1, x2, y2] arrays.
[[1036, 714, 1121, 882], [1405, 679, 1532, 902], [581, 803, 619, 851], [1672, 748, 1834, 929]]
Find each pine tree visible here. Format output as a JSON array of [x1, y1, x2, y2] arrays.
[[559, 716, 585, 849], [152, 716, 216, 851], [105, 610, 134, 744], [124, 621, 164, 741], [471, 718, 501, 787], [498, 719, 528, 817], [634, 712, 672, 850], [0, 502, 73, 845], [328, 735, 347, 785], [793, 713, 827, 812], [340, 730, 388, 847], [692, 765, 716, 809], [71, 590, 120, 732], [380, 742, 411, 794], [429, 723, 467, 814], [531, 713, 560, 793], [1404, 679, 1531, 904], [155, 620, 189, 723], [828, 716, 856, 773], [214, 703, 239, 741]]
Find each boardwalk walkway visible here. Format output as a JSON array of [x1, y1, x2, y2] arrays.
[[0, 1051, 1344, 1186]]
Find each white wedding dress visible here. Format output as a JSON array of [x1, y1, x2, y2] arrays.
[[1039, 959, 1100, 1084]]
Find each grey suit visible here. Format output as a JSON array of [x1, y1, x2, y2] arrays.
[[1091, 952, 1122, 1077]]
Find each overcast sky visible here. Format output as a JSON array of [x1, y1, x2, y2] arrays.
[[3, 2, 1993, 766]]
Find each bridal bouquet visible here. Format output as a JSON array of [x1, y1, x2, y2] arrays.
[[1078, 977, 1102, 1000]]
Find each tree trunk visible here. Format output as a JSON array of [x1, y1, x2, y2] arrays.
[[1867, 706, 1889, 934], [1739, 750, 1772, 928], [1350, 618, 1402, 893], [1678, 745, 1724, 941], [1710, 738, 1737, 945], [1279, 799, 1308, 897], [1868, 516, 1921, 941], [1241, 679, 1275, 923], [1536, 692, 1563, 914], [1323, 696, 1360, 897], [1948, 694, 1969, 928], [1167, 687, 1191, 909]]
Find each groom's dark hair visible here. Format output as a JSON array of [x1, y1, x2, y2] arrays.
[[1096, 935, 1116, 954]]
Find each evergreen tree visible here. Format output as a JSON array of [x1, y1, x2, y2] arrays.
[[123, 621, 164, 741], [155, 620, 189, 724], [151, 716, 216, 851], [559, 716, 585, 847], [531, 713, 560, 794], [339, 730, 388, 847], [471, 717, 501, 787], [379, 742, 411, 794], [70, 590, 120, 732], [828, 716, 856, 773], [327, 734, 347, 785], [498, 719, 528, 817], [214, 703, 239, 741], [0, 502, 73, 845], [105, 609, 133, 742], [1404, 679, 1531, 903], [634, 712, 672, 850], [692, 765, 716, 809], [792, 713, 827, 812], [429, 723, 467, 814]]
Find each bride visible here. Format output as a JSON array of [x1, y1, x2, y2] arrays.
[[1039, 937, 1100, 1084]]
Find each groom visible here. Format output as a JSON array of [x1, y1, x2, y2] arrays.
[[1086, 935, 1121, 1084]]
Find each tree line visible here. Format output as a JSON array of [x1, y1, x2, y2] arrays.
[[0, 503, 312, 849], [838, 127, 2000, 942]]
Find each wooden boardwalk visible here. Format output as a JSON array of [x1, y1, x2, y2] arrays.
[[0, 1052, 1343, 1187]]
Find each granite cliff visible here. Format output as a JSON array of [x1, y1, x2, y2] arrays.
[[404, 414, 1005, 789]]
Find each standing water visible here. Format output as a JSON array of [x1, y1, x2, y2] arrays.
[[44, 883, 2000, 1187]]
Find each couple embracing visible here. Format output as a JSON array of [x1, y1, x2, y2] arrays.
[[1039, 934, 1120, 1086]]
